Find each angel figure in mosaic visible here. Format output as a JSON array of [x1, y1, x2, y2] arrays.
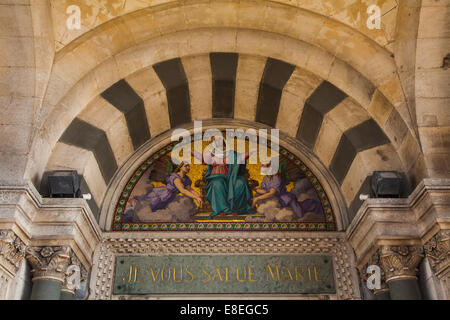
[[252, 158, 323, 218], [123, 161, 202, 222]]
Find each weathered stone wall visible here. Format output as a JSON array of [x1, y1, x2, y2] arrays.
[[48, 0, 400, 52], [416, 0, 450, 179], [0, 0, 34, 185], [0, 0, 55, 184]]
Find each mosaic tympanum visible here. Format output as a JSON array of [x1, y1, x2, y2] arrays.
[[113, 133, 335, 231]]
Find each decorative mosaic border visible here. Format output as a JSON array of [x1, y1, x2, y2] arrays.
[[112, 138, 336, 232]]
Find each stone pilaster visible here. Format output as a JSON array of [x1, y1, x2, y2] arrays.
[[0, 230, 26, 276], [379, 245, 424, 299], [424, 230, 450, 276], [424, 230, 450, 298], [0, 230, 26, 299]]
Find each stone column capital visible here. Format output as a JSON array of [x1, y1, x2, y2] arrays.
[[25, 246, 72, 283], [379, 245, 424, 283], [0, 229, 26, 275], [424, 230, 450, 277]]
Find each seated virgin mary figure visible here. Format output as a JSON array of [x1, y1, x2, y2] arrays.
[[193, 136, 254, 219]]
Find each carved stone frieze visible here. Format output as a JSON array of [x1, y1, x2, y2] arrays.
[[89, 233, 360, 300], [379, 245, 424, 282], [424, 230, 450, 277], [25, 246, 72, 283], [0, 230, 26, 275]]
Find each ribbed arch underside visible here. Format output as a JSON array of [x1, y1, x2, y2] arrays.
[[43, 52, 408, 224], [31, 28, 415, 184], [32, 1, 423, 225]]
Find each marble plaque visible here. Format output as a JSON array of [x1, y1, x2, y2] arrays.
[[113, 255, 335, 295]]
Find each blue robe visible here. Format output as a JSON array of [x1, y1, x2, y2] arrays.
[[205, 151, 254, 218]]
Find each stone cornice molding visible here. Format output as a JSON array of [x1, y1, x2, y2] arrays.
[[347, 179, 450, 267], [0, 182, 102, 269]]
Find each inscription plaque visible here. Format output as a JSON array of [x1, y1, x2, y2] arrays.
[[113, 255, 335, 295]]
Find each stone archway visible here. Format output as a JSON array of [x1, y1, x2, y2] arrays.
[[100, 119, 348, 231], [0, 0, 448, 301], [84, 119, 362, 300]]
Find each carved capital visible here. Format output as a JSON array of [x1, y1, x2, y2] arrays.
[[359, 249, 389, 296], [424, 230, 450, 277], [26, 246, 72, 283], [0, 230, 26, 275], [379, 245, 424, 282]]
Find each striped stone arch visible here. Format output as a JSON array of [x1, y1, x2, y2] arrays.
[[95, 119, 348, 231], [30, 1, 423, 227], [42, 52, 407, 226]]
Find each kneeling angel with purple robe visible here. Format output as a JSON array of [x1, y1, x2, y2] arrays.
[[252, 159, 323, 218]]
